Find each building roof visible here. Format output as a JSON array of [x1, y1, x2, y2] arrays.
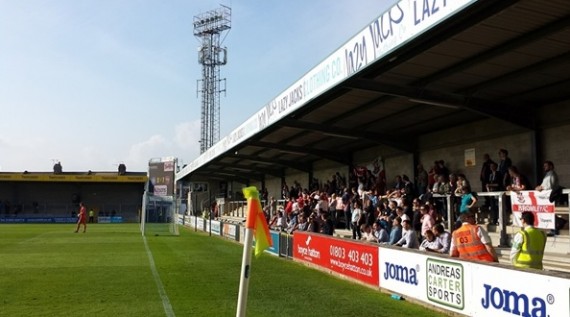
[[177, 0, 570, 183]]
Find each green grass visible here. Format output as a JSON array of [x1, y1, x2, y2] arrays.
[[0, 224, 447, 317]]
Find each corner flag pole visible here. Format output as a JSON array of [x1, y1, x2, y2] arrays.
[[236, 186, 272, 317], [236, 221, 254, 317]]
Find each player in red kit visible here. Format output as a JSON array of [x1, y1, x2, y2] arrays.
[[75, 202, 87, 233]]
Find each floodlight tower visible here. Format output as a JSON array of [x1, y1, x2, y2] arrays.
[[194, 5, 231, 154]]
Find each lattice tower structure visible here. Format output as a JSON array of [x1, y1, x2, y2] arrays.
[[193, 5, 231, 154]]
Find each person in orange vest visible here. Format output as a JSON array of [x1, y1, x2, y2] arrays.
[[450, 212, 498, 262], [510, 211, 547, 269]]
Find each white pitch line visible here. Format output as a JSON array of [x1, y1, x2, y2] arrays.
[[143, 235, 176, 317]]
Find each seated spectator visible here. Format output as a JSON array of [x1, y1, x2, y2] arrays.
[[431, 224, 452, 254], [320, 212, 334, 235], [387, 217, 403, 245], [296, 214, 309, 232], [360, 224, 376, 242], [419, 229, 441, 251], [307, 213, 320, 233], [372, 221, 389, 243], [394, 219, 419, 249], [268, 211, 286, 231], [506, 166, 530, 192], [395, 206, 410, 223]]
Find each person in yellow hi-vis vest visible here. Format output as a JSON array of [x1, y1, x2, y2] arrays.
[[510, 211, 547, 269]]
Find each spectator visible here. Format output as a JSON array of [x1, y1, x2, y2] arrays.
[[480, 153, 495, 193], [351, 201, 363, 240], [394, 219, 419, 249], [320, 213, 334, 235], [450, 213, 498, 262], [456, 185, 477, 229], [486, 162, 503, 225], [535, 161, 565, 236], [395, 206, 410, 223], [342, 187, 352, 230], [498, 149, 513, 187], [296, 214, 309, 232], [372, 222, 389, 243], [431, 224, 452, 254], [269, 210, 286, 231], [535, 161, 559, 192], [510, 211, 547, 269], [420, 204, 435, 237], [480, 153, 495, 208], [419, 229, 441, 252], [360, 224, 376, 242], [416, 164, 429, 196], [387, 217, 403, 245], [506, 166, 530, 191]]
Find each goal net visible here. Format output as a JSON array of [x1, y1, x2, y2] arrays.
[[141, 191, 179, 236]]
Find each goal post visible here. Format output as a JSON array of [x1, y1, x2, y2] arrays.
[[141, 191, 179, 236]]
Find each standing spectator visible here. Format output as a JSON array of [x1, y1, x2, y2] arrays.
[[510, 211, 546, 269], [431, 224, 452, 254], [416, 164, 429, 196], [480, 154, 495, 192], [486, 162, 503, 225], [498, 149, 512, 187], [480, 153, 495, 207], [394, 220, 419, 249], [342, 188, 352, 230], [88, 208, 95, 223], [456, 185, 477, 229], [351, 201, 363, 240], [420, 204, 435, 237], [75, 202, 87, 233], [269, 196, 277, 218], [450, 213, 498, 262]]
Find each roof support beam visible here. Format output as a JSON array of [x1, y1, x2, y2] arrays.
[[345, 78, 535, 129], [232, 153, 311, 173], [416, 15, 570, 86], [244, 140, 350, 165], [278, 118, 415, 152], [210, 162, 284, 178]]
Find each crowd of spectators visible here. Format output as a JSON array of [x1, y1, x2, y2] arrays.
[[262, 148, 565, 252]]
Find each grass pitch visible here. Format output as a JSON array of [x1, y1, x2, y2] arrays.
[[0, 224, 446, 317]]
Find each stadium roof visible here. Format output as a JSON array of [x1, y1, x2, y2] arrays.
[[177, 0, 570, 184]]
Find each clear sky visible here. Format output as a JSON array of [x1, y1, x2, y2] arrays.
[[0, 0, 395, 173]]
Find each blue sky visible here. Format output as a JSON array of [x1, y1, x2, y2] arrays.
[[0, 0, 394, 172]]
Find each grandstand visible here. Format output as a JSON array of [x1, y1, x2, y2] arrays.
[[0, 171, 147, 223]]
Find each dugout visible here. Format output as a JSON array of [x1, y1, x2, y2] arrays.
[[176, 0, 570, 215], [0, 171, 147, 223]]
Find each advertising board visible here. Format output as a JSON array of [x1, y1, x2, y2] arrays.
[[293, 231, 378, 286], [222, 223, 238, 241], [211, 220, 221, 235], [471, 264, 570, 317], [379, 249, 468, 314]]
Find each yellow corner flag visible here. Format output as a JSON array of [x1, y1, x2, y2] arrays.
[[243, 186, 273, 257]]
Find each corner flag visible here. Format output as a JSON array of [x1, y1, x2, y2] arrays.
[[243, 186, 273, 257], [236, 186, 274, 317]]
